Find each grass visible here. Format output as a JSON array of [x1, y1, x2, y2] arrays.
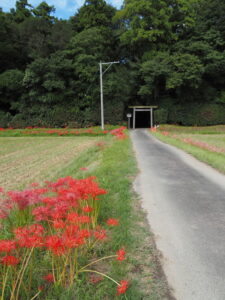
[[152, 125, 225, 175], [0, 133, 171, 299], [158, 124, 225, 134]]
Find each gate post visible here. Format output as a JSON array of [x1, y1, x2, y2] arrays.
[[133, 108, 136, 129]]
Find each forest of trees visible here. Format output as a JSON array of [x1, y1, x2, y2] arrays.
[[0, 0, 225, 127]]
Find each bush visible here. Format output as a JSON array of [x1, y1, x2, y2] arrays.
[[8, 114, 28, 128], [154, 108, 168, 124], [0, 111, 12, 128], [167, 103, 225, 126]]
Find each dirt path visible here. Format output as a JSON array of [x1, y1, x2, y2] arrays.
[[131, 129, 225, 300]]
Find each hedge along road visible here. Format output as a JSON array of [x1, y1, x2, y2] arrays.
[[131, 129, 225, 300]]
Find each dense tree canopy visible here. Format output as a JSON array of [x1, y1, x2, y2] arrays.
[[0, 0, 225, 127]]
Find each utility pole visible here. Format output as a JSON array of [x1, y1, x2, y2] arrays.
[[99, 60, 121, 130]]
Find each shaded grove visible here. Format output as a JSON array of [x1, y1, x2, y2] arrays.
[[1, 0, 225, 127]]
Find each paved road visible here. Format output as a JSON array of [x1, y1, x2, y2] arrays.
[[131, 129, 225, 300]]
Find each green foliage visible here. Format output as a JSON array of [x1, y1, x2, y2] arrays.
[[166, 53, 204, 89], [0, 69, 24, 110], [1, 0, 225, 127], [154, 108, 168, 124], [71, 0, 116, 32], [0, 111, 12, 127]]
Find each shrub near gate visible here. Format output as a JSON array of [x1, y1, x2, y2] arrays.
[[0, 176, 129, 299]]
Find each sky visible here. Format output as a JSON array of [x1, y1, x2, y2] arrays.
[[0, 0, 124, 19]]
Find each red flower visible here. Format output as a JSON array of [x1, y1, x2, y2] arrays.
[[106, 218, 119, 226], [45, 235, 65, 256], [67, 212, 79, 223], [80, 167, 88, 171], [116, 280, 129, 295], [0, 209, 8, 219], [1, 255, 20, 266], [94, 229, 107, 240], [79, 229, 91, 238], [32, 206, 50, 221], [53, 220, 65, 229], [78, 215, 91, 224], [116, 248, 126, 261], [14, 224, 44, 248], [0, 240, 17, 253], [82, 206, 93, 213], [65, 225, 79, 235], [43, 273, 54, 283]]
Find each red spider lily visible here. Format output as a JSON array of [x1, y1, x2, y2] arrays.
[[42, 197, 58, 206], [67, 212, 79, 224], [106, 218, 119, 226], [45, 235, 65, 256], [82, 206, 93, 213], [150, 127, 157, 132], [1, 255, 20, 266], [43, 273, 54, 283], [116, 280, 129, 295], [162, 131, 169, 136], [80, 167, 88, 171], [110, 127, 127, 140], [62, 235, 85, 248], [0, 209, 8, 219], [48, 176, 107, 200], [32, 206, 51, 221], [79, 229, 91, 238], [78, 215, 91, 224], [53, 220, 65, 229], [51, 203, 69, 220], [65, 225, 79, 236], [0, 187, 4, 193], [7, 189, 44, 210], [94, 229, 107, 240], [0, 240, 17, 253], [116, 248, 126, 261], [14, 224, 45, 248]]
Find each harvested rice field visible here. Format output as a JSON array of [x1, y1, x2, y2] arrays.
[[0, 137, 101, 190]]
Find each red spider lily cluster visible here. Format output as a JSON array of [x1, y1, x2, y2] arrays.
[[0, 176, 129, 299], [155, 130, 225, 154], [110, 126, 127, 140], [180, 137, 225, 153], [0, 127, 128, 139]]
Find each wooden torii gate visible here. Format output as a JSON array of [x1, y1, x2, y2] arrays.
[[129, 106, 158, 129]]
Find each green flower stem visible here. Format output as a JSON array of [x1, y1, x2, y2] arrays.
[[78, 255, 116, 272], [79, 269, 119, 286]]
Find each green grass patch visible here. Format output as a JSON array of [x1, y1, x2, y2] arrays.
[[52, 136, 171, 299], [158, 124, 225, 134], [152, 130, 225, 175]]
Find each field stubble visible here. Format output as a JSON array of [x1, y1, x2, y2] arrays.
[[0, 137, 100, 190]]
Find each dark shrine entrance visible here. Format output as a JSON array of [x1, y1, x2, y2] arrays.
[[128, 106, 158, 129]]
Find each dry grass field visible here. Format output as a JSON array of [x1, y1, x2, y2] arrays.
[[0, 136, 100, 190]]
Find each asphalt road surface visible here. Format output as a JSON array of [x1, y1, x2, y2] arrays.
[[131, 129, 225, 300]]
